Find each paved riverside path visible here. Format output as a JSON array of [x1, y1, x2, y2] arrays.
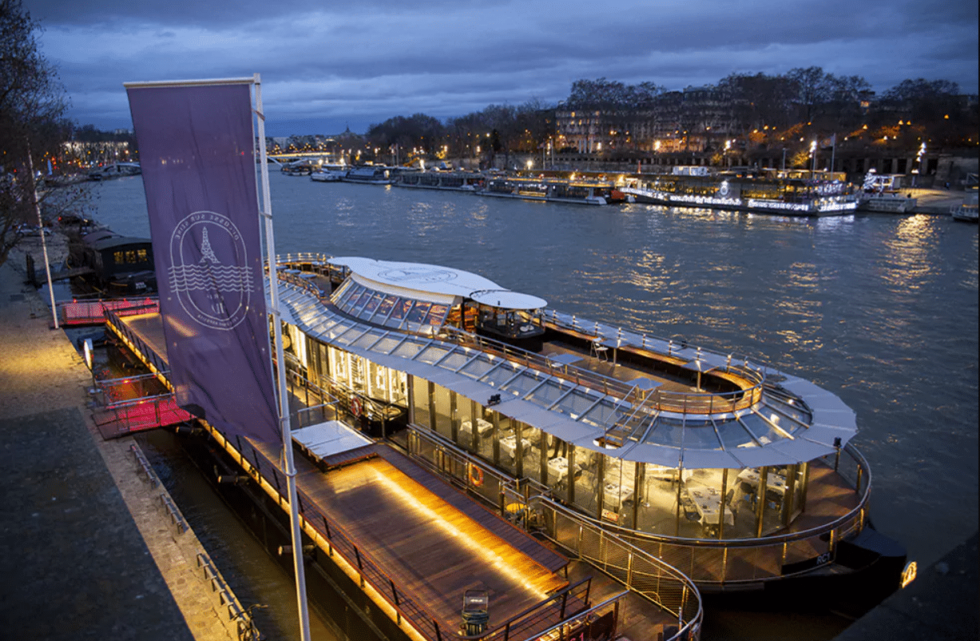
[[0, 244, 237, 641]]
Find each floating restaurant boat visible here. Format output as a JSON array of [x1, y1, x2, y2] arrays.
[[265, 254, 910, 611], [67, 228, 156, 294], [281, 159, 316, 176], [951, 190, 978, 222], [342, 165, 395, 185], [478, 176, 630, 206], [310, 164, 348, 182], [87, 162, 141, 181], [395, 170, 485, 192], [621, 169, 860, 216]]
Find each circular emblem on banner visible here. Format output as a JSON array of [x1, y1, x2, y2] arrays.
[[168, 211, 254, 331]]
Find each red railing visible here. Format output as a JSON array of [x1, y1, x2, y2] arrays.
[[59, 296, 160, 326]]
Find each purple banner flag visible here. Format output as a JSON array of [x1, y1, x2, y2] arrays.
[[126, 82, 280, 443]]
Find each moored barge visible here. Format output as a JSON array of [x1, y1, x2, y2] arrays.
[[266, 254, 909, 612]]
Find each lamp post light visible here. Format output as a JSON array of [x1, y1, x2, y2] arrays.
[[809, 140, 817, 174]]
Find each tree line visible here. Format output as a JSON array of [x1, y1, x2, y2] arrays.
[[364, 69, 975, 165]]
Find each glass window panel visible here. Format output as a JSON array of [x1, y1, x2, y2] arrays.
[[329, 279, 353, 305], [323, 321, 355, 341], [680, 420, 724, 449], [351, 329, 386, 350], [437, 350, 473, 371], [359, 292, 384, 319], [412, 376, 430, 428], [644, 418, 686, 447], [459, 356, 500, 380], [332, 324, 363, 345], [553, 389, 602, 419], [765, 396, 811, 429], [426, 304, 449, 327], [405, 302, 431, 325], [738, 413, 783, 446], [415, 344, 452, 365], [390, 299, 413, 326], [523, 426, 544, 484], [432, 384, 453, 440], [391, 339, 426, 359], [716, 417, 756, 449], [375, 295, 397, 321], [370, 336, 405, 355], [339, 284, 364, 312], [500, 371, 549, 398], [525, 380, 574, 408], [479, 362, 524, 388], [350, 288, 373, 313], [579, 400, 624, 429]]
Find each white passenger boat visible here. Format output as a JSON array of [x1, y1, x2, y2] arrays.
[[269, 254, 911, 611], [396, 171, 485, 192], [342, 165, 394, 185], [310, 165, 348, 182], [479, 176, 628, 206], [622, 169, 860, 216]]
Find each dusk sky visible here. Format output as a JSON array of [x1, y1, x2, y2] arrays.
[[24, 0, 980, 137]]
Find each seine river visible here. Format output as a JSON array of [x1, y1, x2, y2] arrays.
[[85, 172, 978, 640]]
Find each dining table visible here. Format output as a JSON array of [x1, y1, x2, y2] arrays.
[[688, 487, 734, 527]]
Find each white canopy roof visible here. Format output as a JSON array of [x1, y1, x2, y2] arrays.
[[331, 257, 547, 310]]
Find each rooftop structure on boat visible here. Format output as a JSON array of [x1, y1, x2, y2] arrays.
[[267, 253, 907, 606]]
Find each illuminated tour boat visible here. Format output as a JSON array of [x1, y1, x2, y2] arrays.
[[395, 170, 486, 191], [621, 169, 860, 216], [267, 254, 909, 607], [478, 176, 629, 206]]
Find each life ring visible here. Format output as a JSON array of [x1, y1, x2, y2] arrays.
[[351, 397, 363, 418], [469, 464, 484, 487]]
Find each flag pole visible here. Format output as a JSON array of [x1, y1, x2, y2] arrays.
[[253, 72, 312, 641]]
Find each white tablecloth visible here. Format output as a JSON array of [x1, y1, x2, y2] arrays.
[[737, 469, 787, 496], [547, 457, 570, 482], [689, 487, 734, 526], [500, 435, 531, 459], [460, 418, 493, 437]]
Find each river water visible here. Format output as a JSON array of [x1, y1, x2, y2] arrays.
[[84, 172, 978, 640]]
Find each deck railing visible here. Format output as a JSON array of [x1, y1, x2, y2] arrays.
[[404, 424, 871, 590], [105, 308, 170, 377], [404, 427, 703, 641], [57, 295, 160, 325]]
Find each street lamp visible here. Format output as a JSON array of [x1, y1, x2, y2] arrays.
[[809, 140, 817, 174]]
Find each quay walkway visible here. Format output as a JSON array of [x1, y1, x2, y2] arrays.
[[0, 248, 243, 641]]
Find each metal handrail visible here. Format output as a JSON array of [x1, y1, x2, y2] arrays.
[[555, 442, 872, 549], [528, 495, 703, 639], [405, 425, 871, 588]]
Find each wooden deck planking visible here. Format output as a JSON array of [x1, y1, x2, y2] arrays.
[[249, 436, 571, 633], [306, 456, 568, 628]]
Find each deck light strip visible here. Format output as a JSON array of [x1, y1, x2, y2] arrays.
[[367, 466, 552, 598]]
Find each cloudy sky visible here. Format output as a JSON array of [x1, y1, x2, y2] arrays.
[[24, 0, 979, 137]]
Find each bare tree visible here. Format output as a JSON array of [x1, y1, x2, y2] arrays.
[[1, 0, 71, 267]]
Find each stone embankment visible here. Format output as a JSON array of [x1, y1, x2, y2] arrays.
[[0, 238, 246, 641]]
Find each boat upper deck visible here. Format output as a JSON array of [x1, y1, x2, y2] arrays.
[[270, 258, 858, 473]]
